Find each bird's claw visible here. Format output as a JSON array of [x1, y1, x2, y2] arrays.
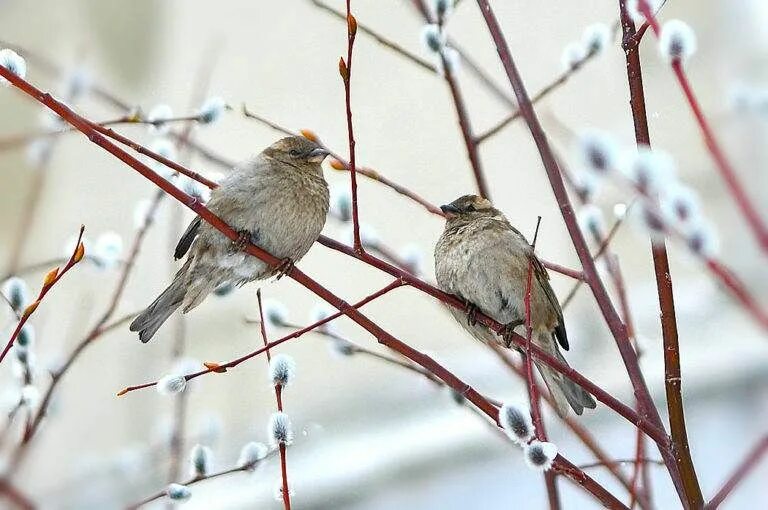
[[500, 319, 525, 348], [275, 258, 294, 280], [465, 302, 479, 327], [232, 230, 251, 251]]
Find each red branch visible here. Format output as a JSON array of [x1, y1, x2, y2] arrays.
[[637, 0, 768, 254], [618, 3, 702, 508], [0, 225, 85, 364]]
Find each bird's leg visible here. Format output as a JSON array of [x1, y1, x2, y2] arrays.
[[465, 302, 480, 326], [500, 319, 525, 348], [275, 258, 295, 280]]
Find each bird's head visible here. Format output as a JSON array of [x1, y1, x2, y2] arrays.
[[264, 136, 330, 171], [440, 195, 499, 222]]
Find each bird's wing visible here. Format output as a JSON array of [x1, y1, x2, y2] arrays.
[[530, 253, 569, 350], [174, 216, 202, 260]]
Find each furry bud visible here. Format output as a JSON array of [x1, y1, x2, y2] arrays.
[[524, 440, 558, 471]]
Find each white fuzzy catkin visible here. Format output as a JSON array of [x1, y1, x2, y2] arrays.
[[238, 441, 269, 470], [2, 277, 29, 311], [659, 20, 697, 64], [156, 374, 187, 396], [269, 354, 296, 387], [524, 441, 558, 471], [329, 185, 353, 222], [147, 104, 173, 134], [198, 96, 226, 124], [94, 231, 123, 269], [0, 48, 27, 85], [582, 23, 611, 55], [499, 402, 534, 445], [625, 0, 663, 24], [166, 483, 191, 502], [577, 130, 619, 175], [420, 24, 445, 54], [263, 299, 289, 329], [268, 412, 294, 446], [560, 42, 586, 72], [627, 146, 677, 194], [578, 204, 606, 236], [189, 444, 213, 478]]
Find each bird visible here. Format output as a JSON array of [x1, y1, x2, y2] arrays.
[[434, 194, 596, 416], [130, 136, 330, 343]]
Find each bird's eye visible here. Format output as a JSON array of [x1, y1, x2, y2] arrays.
[[465, 205, 476, 212], [289, 149, 300, 157]]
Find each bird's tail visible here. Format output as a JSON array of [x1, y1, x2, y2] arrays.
[[534, 331, 596, 417], [129, 275, 186, 343]]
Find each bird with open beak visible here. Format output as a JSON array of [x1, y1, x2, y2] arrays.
[[130, 136, 330, 343], [434, 194, 596, 416]]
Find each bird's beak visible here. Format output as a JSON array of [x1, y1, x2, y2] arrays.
[[440, 204, 460, 217], [307, 147, 331, 163]]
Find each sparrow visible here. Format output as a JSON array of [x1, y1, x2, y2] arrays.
[[130, 136, 330, 343], [434, 195, 596, 416]]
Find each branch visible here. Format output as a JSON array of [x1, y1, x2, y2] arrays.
[[705, 434, 768, 509], [0, 226, 85, 364], [618, 3, 702, 508]]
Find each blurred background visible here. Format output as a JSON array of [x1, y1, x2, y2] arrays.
[[0, 0, 767, 508]]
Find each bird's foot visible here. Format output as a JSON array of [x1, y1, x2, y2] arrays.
[[465, 302, 480, 327], [232, 230, 251, 252], [275, 258, 295, 280], [500, 319, 525, 348]]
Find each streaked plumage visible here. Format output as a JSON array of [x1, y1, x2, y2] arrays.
[[434, 195, 596, 416]]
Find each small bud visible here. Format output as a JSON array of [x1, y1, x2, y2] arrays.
[[328, 337, 355, 357], [197, 96, 226, 124], [156, 374, 187, 396], [42, 268, 59, 289], [613, 202, 628, 219], [347, 14, 357, 36], [632, 203, 667, 244], [344, 224, 379, 248], [329, 158, 346, 170], [0, 48, 27, 85], [73, 242, 86, 263], [420, 24, 445, 54], [338, 57, 348, 81], [524, 440, 558, 471], [22, 300, 40, 318], [577, 130, 618, 175], [329, 184, 353, 222], [560, 42, 586, 72], [238, 441, 269, 470], [577, 204, 606, 236], [659, 20, 697, 64], [268, 411, 294, 447], [94, 231, 123, 269], [2, 277, 29, 310], [147, 104, 173, 134], [189, 444, 213, 478], [582, 23, 611, 55], [269, 353, 296, 387], [263, 299, 289, 329], [500, 401, 534, 445], [299, 129, 319, 142], [166, 483, 191, 502], [627, 146, 677, 194]]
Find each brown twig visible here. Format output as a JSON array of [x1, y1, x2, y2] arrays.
[[705, 434, 768, 509], [0, 226, 85, 364]]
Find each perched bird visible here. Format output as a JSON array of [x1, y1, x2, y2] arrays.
[[130, 136, 330, 343], [434, 195, 596, 416]]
